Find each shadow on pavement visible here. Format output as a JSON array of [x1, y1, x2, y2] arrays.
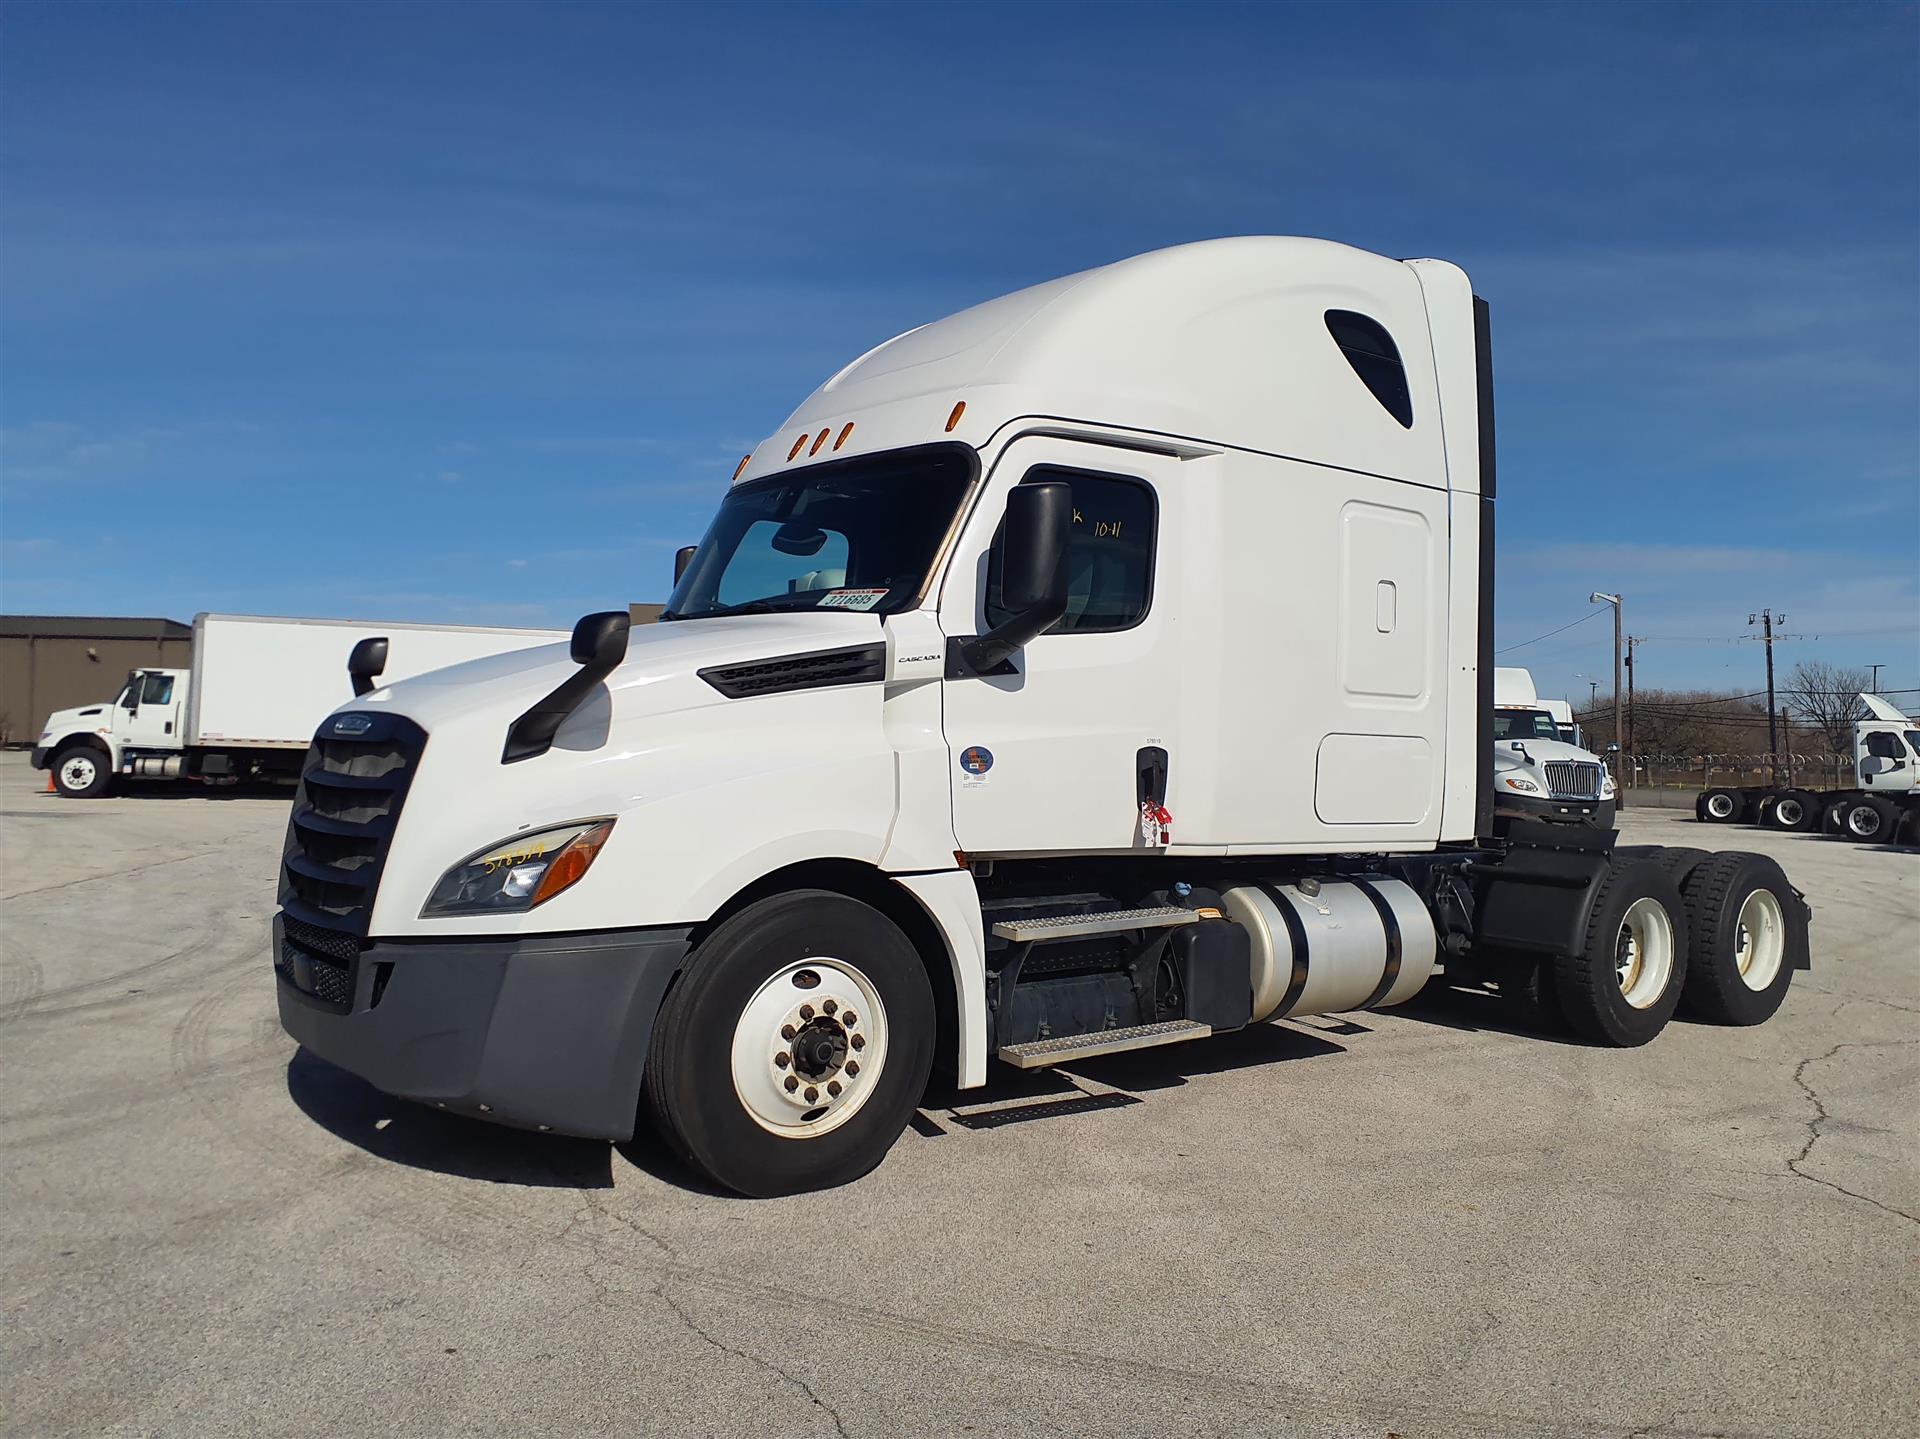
[[1390, 980, 1592, 1047], [287, 1047, 615, 1188]]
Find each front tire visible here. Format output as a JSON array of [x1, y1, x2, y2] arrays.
[[643, 890, 935, 1197], [1678, 852, 1803, 1025], [1553, 861, 1689, 1047], [52, 745, 112, 798]]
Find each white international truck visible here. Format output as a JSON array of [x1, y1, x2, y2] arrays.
[[1491, 667, 1614, 826], [1696, 692, 1920, 844], [32, 614, 566, 798], [272, 238, 1809, 1196]]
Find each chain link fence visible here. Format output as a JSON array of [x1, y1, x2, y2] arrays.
[[1617, 752, 1854, 809]]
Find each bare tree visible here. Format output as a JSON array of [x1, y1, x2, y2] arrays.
[[1784, 660, 1871, 752]]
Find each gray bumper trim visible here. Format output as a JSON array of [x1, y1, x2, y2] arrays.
[[276, 918, 693, 1141]]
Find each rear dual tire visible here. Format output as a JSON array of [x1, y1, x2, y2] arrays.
[[1676, 852, 1804, 1026], [1554, 861, 1689, 1047], [1766, 790, 1820, 832], [643, 890, 934, 1197], [1696, 789, 1746, 824], [1844, 796, 1901, 845]]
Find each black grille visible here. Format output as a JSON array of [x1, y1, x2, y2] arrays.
[[277, 712, 427, 967], [698, 643, 886, 699]]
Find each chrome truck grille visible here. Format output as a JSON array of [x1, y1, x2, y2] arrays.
[[1543, 760, 1604, 800], [275, 712, 426, 1008]]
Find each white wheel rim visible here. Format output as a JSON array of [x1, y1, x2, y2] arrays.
[[1848, 807, 1881, 839], [60, 755, 97, 790], [1776, 798, 1803, 826], [1707, 794, 1734, 818], [730, 957, 888, 1139], [1615, 897, 1676, 1009], [1733, 888, 1785, 992]]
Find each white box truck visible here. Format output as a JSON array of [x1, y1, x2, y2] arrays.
[[32, 613, 566, 798], [271, 238, 1810, 1196], [1697, 691, 1920, 843], [1491, 666, 1615, 825]]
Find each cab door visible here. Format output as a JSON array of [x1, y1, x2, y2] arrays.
[[118, 670, 184, 750], [939, 436, 1181, 854]]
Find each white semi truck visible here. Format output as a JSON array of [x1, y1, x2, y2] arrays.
[[1491, 667, 1613, 825], [33, 613, 566, 798], [1696, 692, 1920, 844], [272, 238, 1809, 1196]]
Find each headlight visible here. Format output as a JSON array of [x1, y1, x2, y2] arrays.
[[1503, 776, 1540, 793], [421, 819, 615, 917], [1601, 774, 1616, 795]]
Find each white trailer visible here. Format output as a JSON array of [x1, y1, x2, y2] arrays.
[[32, 613, 566, 797], [271, 237, 1810, 1195], [1696, 692, 1920, 843]]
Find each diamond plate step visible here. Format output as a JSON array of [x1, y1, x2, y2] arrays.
[[991, 904, 1199, 943], [998, 1019, 1212, 1069]]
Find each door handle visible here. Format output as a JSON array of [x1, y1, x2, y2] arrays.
[[1137, 746, 1169, 808]]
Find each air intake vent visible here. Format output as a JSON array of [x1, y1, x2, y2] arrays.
[[699, 643, 886, 699]]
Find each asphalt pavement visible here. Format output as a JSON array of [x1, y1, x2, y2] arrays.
[[2, 751, 1914, 1438]]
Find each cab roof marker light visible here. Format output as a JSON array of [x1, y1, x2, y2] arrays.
[[787, 434, 808, 461], [731, 454, 752, 482], [945, 400, 966, 432], [808, 427, 831, 456], [833, 422, 854, 451]]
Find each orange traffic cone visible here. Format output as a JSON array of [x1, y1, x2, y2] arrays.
[[44, 772, 57, 794]]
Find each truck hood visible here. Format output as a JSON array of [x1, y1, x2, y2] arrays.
[[343, 610, 887, 735], [38, 703, 113, 742], [1493, 737, 1606, 769]]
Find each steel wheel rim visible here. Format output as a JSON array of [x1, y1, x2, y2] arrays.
[[1707, 793, 1735, 819], [730, 957, 888, 1139], [1615, 897, 1675, 1009], [1733, 888, 1785, 992], [1775, 798, 1803, 826], [1848, 806, 1881, 839], [60, 755, 97, 790]]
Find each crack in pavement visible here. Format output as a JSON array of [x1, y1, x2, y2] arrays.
[[574, 1192, 851, 1438], [1788, 1040, 1919, 1226]]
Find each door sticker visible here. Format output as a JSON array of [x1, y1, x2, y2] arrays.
[[958, 746, 994, 787]]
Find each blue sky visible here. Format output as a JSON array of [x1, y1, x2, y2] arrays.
[[2, 0, 1915, 704]]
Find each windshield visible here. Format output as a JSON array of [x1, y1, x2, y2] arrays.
[[662, 446, 975, 621], [1494, 709, 1561, 742]]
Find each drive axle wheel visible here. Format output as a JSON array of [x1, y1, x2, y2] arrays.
[[1767, 790, 1818, 832], [1553, 860, 1688, 1047], [1696, 789, 1745, 824], [1844, 796, 1899, 843], [1678, 852, 1803, 1025], [52, 746, 112, 798], [644, 890, 933, 1197]]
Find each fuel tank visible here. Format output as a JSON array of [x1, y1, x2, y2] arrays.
[[1219, 878, 1436, 1021]]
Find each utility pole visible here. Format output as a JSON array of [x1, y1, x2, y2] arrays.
[[1749, 609, 1784, 782], [1869, 662, 1884, 695], [1591, 592, 1624, 806], [1624, 635, 1642, 756]]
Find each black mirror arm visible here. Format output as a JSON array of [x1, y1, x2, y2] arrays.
[[946, 594, 1069, 679], [502, 611, 630, 763]]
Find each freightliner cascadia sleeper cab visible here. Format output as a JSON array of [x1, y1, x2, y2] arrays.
[[273, 238, 1809, 1196]]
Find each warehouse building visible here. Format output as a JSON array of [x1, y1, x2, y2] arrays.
[[0, 616, 194, 745]]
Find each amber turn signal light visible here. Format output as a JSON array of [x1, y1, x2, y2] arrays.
[[531, 820, 616, 907]]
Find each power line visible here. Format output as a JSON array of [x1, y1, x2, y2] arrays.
[[1495, 607, 1607, 655]]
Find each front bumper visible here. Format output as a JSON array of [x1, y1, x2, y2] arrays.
[[275, 915, 693, 1140], [1495, 791, 1616, 828], [30, 746, 49, 769]]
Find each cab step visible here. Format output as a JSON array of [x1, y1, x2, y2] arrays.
[[991, 904, 1199, 943], [998, 1019, 1212, 1069]]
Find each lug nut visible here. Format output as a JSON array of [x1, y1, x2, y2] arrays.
[[850, 1034, 865, 1051], [774, 1052, 790, 1068], [781, 1024, 796, 1040], [799, 1004, 814, 1020], [822, 998, 837, 1016], [784, 1075, 799, 1092], [804, 1086, 819, 1103], [827, 1081, 842, 1097], [841, 1011, 856, 1026], [845, 1060, 860, 1076]]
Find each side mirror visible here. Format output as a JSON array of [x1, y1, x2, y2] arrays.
[[950, 479, 1071, 677], [504, 610, 632, 763], [122, 674, 141, 713], [348, 637, 390, 698], [674, 545, 698, 584]]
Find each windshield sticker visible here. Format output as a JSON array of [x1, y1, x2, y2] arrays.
[[817, 588, 888, 611], [958, 746, 994, 788]]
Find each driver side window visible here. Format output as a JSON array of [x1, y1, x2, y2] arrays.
[[984, 468, 1157, 635], [140, 673, 175, 705]]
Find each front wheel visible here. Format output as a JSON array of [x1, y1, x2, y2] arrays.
[[1553, 861, 1689, 1047], [52, 746, 113, 798], [643, 890, 934, 1197]]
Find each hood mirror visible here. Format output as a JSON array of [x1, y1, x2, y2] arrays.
[[674, 545, 698, 584], [348, 636, 390, 697], [504, 610, 632, 764]]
